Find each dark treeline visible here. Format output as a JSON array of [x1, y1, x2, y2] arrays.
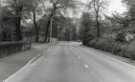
[[2, 0, 135, 60]]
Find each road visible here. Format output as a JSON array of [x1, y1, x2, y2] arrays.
[[4, 42, 135, 82]]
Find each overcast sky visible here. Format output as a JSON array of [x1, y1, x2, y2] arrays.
[[80, 0, 127, 15], [107, 0, 127, 14], [0, 0, 127, 19]]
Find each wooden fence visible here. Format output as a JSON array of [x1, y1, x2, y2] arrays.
[[0, 41, 31, 57]]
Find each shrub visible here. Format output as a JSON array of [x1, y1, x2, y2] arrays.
[[123, 41, 135, 59], [87, 37, 135, 60], [88, 38, 124, 55]]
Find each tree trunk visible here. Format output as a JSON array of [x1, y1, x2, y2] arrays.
[[44, 17, 52, 42], [33, 10, 39, 42], [15, 6, 23, 41], [96, 14, 100, 38], [48, 18, 53, 42], [96, 20, 100, 37], [44, 4, 57, 42]]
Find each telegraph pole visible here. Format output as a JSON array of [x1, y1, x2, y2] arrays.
[[49, 18, 53, 43], [0, 0, 1, 7]]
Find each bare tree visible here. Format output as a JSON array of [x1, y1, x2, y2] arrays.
[[90, 0, 106, 38], [6, 0, 39, 41], [40, 0, 77, 42], [30, 1, 41, 42], [32, 10, 39, 42]]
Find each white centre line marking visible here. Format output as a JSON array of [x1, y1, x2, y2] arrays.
[[84, 64, 89, 69]]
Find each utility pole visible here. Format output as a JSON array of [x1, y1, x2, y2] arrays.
[[0, 0, 2, 7], [49, 18, 53, 43]]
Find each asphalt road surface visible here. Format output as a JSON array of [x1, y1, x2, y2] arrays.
[[4, 42, 135, 82]]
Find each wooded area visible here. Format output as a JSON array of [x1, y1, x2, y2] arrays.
[[1, 0, 135, 59], [0, 0, 79, 43], [79, 0, 135, 60]]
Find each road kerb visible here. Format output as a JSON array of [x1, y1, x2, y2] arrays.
[[3, 53, 43, 82]]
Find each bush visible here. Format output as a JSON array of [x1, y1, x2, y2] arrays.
[[88, 38, 121, 53], [88, 38, 127, 56], [115, 32, 126, 42], [123, 41, 135, 59], [87, 37, 135, 60]]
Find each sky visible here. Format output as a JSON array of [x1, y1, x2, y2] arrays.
[[107, 0, 127, 15], [0, 0, 127, 20], [80, 0, 127, 16]]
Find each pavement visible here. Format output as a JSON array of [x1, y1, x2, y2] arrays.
[[4, 41, 135, 82]]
